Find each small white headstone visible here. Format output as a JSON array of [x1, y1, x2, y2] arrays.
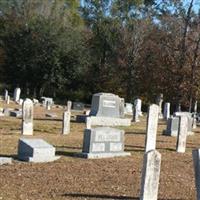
[[134, 98, 142, 116], [14, 87, 21, 102], [4, 90, 8, 101], [62, 111, 70, 135], [133, 104, 139, 122], [145, 104, 159, 152], [67, 100, 72, 112], [140, 150, 161, 200], [6, 95, 10, 104], [22, 98, 33, 135], [176, 115, 188, 153], [163, 102, 170, 120]]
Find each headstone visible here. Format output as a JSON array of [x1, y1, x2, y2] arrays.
[[18, 138, 60, 162], [3, 108, 12, 116], [163, 102, 170, 120], [156, 93, 163, 119], [174, 112, 193, 135], [0, 157, 12, 165], [22, 98, 33, 135], [193, 101, 198, 129], [33, 98, 39, 104], [81, 127, 130, 159], [140, 150, 161, 200], [176, 115, 188, 153], [86, 117, 92, 129], [41, 97, 54, 107], [89, 93, 124, 118], [6, 95, 10, 104], [164, 117, 179, 136], [4, 90, 8, 101], [62, 111, 70, 135], [18, 98, 23, 105], [124, 103, 133, 115], [133, 103, 139, 122], [10, 110, 22, 117], [14, 87, 21, 102], [192, 149, 200, 200], [145, 104, 159, 152], [134, 98, 143, 116], [73, 102, 85, 111], [67, 100, 72, 112], [46, 101, 51, 110]]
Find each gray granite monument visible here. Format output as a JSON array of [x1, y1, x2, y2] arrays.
[[18, 138, 60, 162], [81, 127, 130, 159]]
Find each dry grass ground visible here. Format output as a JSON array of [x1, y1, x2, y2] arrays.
[[0, 101, 199, 200]]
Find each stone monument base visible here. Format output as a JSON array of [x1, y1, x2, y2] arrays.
[[79, 152, 131, 159]]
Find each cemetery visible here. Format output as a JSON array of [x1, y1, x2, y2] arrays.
[[0, 93, 200, 200], [1, 1, 200, 200]]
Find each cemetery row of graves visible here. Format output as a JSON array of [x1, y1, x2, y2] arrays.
[[1, 88, 200, 199]]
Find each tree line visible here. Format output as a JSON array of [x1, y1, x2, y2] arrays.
[[0, 0, 200, 110]]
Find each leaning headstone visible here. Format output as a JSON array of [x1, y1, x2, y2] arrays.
[[176, 115, 188, 153], [18, 138, 60, 162], [192, 149, 200, 200], [0, 157, 12, 165], [134, 98, 143, 116], [140, 150, 161, 200], [62, 111, 70, 135], [145, 104, 159, 152], [163, 102, 170, 120], [4, 90, 8, 101], [156, 93, 163, 119], [14, 87, 21, 102], [22, 98, 33, 135], [81, 127, 130, 159], [6, 95, 10, 104]]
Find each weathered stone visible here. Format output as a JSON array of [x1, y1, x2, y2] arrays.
[[140, 150, 161, 200], [67, 101, 72, 112], [18, 99, 23, 105], [0, 157, 12, 165], [81, 127, 130, 159], [164, 117, 179, 136], [22, 98, 33, 135], [6, 95, 10, 104], [18, 138, 60, 162], [14, 87, 21, 102], [33, 98, 39, 104], [62, 111, 71, 135], [134, 98, 143, 116], [124, 103, 133, 115], [163, 102, 170, 120], [156, 93, 163, 119], [176, 115, 188, 153], [4, 89, 8, 101], [89, 93, 124, 118], [133, 103, 140, 122], [145, 104, 159, 152], [86, 117, 92, 129], [192, 149, 200, 200]]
